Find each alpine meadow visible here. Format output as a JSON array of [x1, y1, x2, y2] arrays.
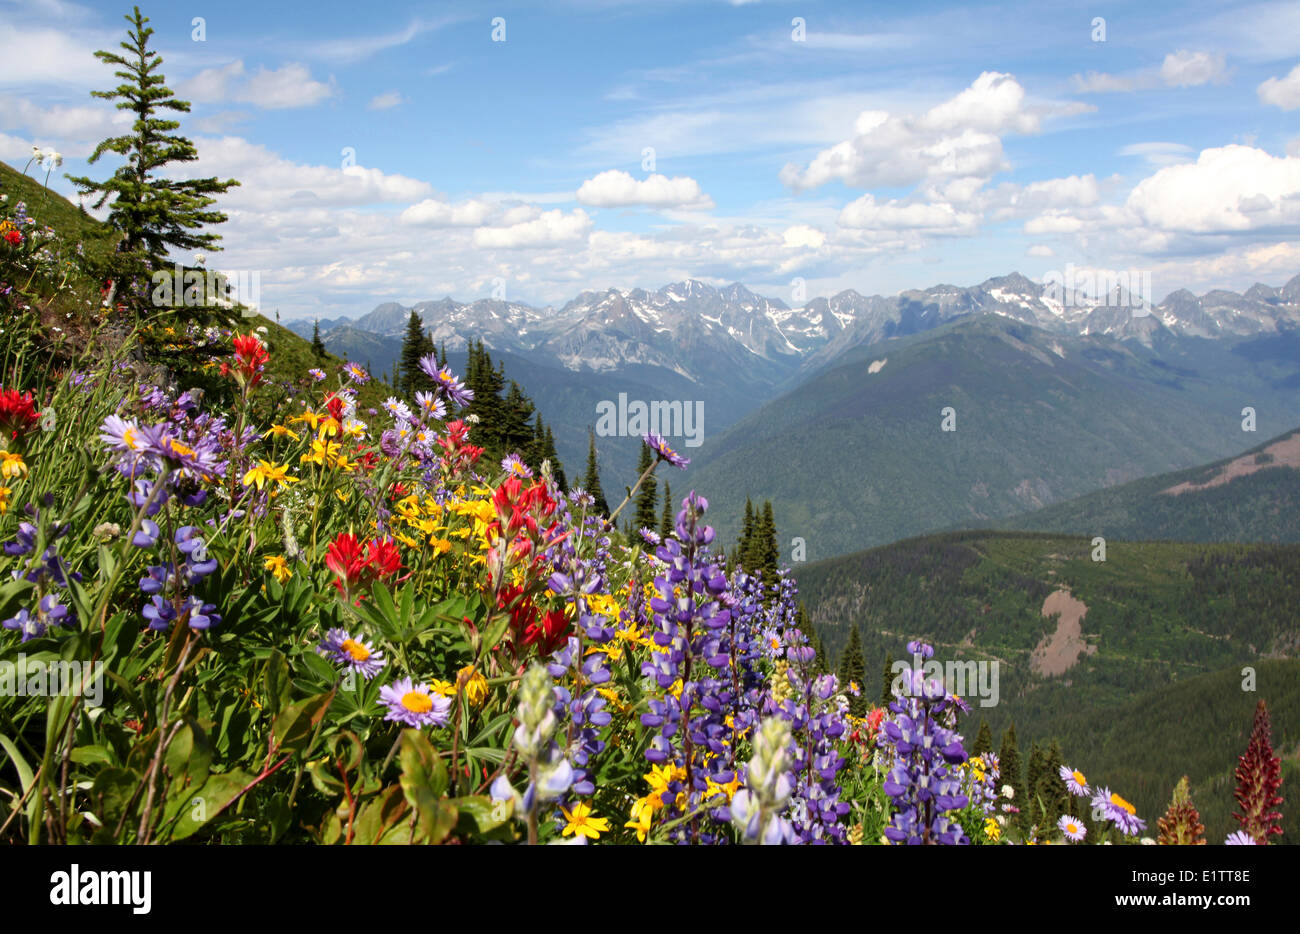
[[0, 0, 1295, 894]]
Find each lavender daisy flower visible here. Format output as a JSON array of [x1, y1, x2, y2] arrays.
[[308, 368, 326, 382], [1059, 763, 1089, 796], [419, 357, 474, 406], [319, 627, 386, 680], [1225, 830, 1258, 845], [343, 362, 370, 385], [380, 677, 451, 727], [500, 453, 532, 478], [1058, 814, 1086, 842], [414, 390, 446, 421], [383, 397, 413, 423], [643, 432, 689, 469], [1092, 785, 1146, 836]]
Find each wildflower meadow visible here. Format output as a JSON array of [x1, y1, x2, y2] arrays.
[[0, 5, 1286, 874]]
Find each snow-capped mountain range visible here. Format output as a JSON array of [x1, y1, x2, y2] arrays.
[[291, 272, 1300, 385]]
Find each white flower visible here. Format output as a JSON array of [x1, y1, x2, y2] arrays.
[[1140, 837, 1156, 845], [1001, 784, 1015, 799], [194, 252, 207, 266]]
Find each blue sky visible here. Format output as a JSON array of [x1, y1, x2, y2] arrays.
[[4, 0, 1300, 321]]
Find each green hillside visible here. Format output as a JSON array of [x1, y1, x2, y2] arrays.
[[996, 427, 1300, 542], [795, 530, 1300, 841], [0, 158, 394, 412]]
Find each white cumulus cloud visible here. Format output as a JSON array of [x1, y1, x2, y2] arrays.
[[473, 209, 593, 248], [576, 170, 714, 210], [181, 62, 334, 110], [1258, 63, 1300, 110]]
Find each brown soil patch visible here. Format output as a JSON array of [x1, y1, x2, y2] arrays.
[[1031, 589, 1097, 677], [1161, 433, 1300, 496]]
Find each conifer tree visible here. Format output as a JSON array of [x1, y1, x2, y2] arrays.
[[999, 723, 1025, 829], [68, 6, 239, 313], [542, 424, 566, 491], [972, 720, 993, 758], [837, 626, 866, 717], [1039, 740, 1068, 828], [880, 652, 896, 707], [582, 431, 610, 516], [398, 310, 426, 398], [738, 498, 755, 567], [633, 443, 658, 532], [311, 321, 326, 359], [659, 482, 673, 538], [1025, 742, 1045, 833], [756, 501, 779, 585]]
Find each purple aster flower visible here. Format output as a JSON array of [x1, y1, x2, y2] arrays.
[[308, 368, 326, 381], [1225, 830, 1258, 845], [500, 453, 532, 479], [343, 361, 371, 385], [379, 677, 451, 727], [1059, 763, 1090, 796], [419, 357, 473, 406], [643, 432, 689, 469], [319, 627, 386, 680], [414, 391, 446, 421], [1058, 814, 1086, 842], [383, 396, 413, 423], [1091, 785, 1146, 836]]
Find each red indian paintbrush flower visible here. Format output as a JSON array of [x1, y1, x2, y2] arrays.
[[223, 333, 269, 391], [1233, 699, 1284, 843], [0, 388, 40, 441], [324, 531, 404, 601]]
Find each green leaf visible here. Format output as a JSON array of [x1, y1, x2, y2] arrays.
[[262, 649, 292, 715], [166, 768, 256, 841], [270, 691, 334, 757], [452, 795, 510, 835], [398, 729, 448, 800]]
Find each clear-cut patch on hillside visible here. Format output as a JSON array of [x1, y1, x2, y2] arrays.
[[1160, 432, 1300, 496], [1031, 589, 1097, 677], [867, 357, 887, 373]]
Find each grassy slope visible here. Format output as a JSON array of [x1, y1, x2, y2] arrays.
[[0, 158, 394, 411], [994, 426, 1300, 543], [794, 530, 1300, 841]]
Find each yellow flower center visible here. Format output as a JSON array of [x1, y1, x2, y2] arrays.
[[1066, 822, 1080, 833], [341, 638, 370, 662], [1072, 769, 1086, 785], [1110, 793, 1136, 815], [401, 690, 433, 713]]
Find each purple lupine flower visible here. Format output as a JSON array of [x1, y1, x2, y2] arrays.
[[877, 643, 970, 845]]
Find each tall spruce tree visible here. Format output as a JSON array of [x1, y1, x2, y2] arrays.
[[659, 482, 673, 538], [880, 652, 896, 707], [633, 443, 658, 532], [1025, 742, 1046, 833], [68, 6, 239, 313], [398, 310, 427, 398], [738, 498, 756, 568], [582, 432, 610, 516], [837, 626, 867, 717], [311, 321, 326, 358], [1040, 740, 1068, 829], [756, 501, 779, 585], [972, 720, 994, 757]]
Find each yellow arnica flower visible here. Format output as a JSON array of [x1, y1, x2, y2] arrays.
[[263, 424, 301, 441], [0, 451, 28, 480], [984, 817, 1002, 842], [456, 665, 489, 707], [0, 485, 10, 515], [301, 438, 341, 467], [242, 460, 299, 491], [428, 679, 456, 697], [624, 797, 654, 843], [559, 801, 609, 841], [263, 555, 292, 583]]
